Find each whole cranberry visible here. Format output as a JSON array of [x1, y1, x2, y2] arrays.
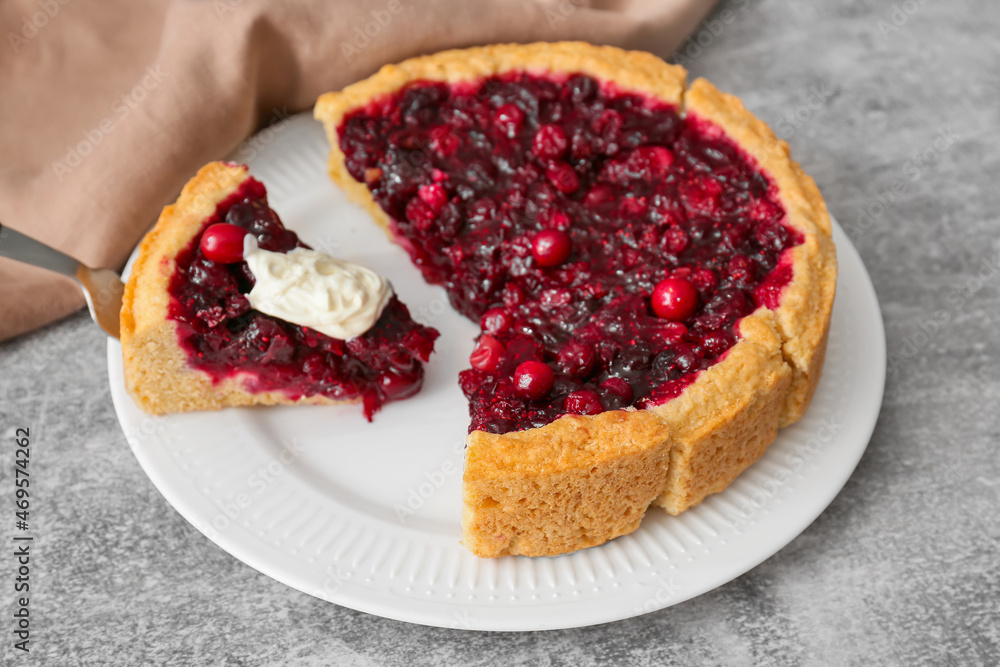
[[600, 377, 634, 404], [480, 308, 512, 335], [546, 161, 579, 193], [653, 321, 688, 346], [494, 103, 525, 138], [406, 197, 437, 230], [749, 198, 783, 224], [377, 369, 422, 400], [619, 196, 647, 218], [556, 339, 596, 379], [583, 183, 615, 207], [691, 268, 718, 292], [626, 146, 675, 182], [673, 344, 700, 372], [662, 227, 689, 255], [429, 126, 459, 156], [565, 390, 603, 416], [200, 223, 249, 264], [502, 282, 525, 307], [469, 334, 505, 372], [651, 277, 699, 321], [532, 124, 568, 158], [417, 183, 448, 211], [532, 229, 572, 267], [513, 361, 554, 400], [541, 208, 571, 230], [681, 175, 724, 216], [701, 331, 735, 358], [594, 109, 623, 141], [458, 369, 480, 399]]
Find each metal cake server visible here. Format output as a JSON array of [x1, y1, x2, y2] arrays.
[[0, 223, 124, 338]]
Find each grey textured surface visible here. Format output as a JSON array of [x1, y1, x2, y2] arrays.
[[2, 1, 999, 664]]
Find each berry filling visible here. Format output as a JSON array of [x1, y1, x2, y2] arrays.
[[166, 177, 439, 419], [338, 72, 802, 434]]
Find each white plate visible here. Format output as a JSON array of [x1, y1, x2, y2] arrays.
[[108, 114, 885, 631]]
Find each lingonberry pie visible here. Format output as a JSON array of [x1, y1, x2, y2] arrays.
[[316, 42, 836, 557], [121, 162, 439, 417]]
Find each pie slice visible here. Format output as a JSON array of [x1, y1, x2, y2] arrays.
[[315, 42, 836, 557], [121, 162, 439, 417]]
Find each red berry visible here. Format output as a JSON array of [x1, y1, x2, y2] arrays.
[[691, 268, 718, 292], [429, 126, 459, 156], [513, 361, 554, 400], [532, 124, 568, 158], [619, 196, 647, 217], [564, 390, 603, 415], [651, 277, 699, 321], [494, 103, 524, 138], [417, 183, 448, 211], [480, 308, 512, 335], [600, 377, 634, 404], [583, 183, 615, 207], [662, 226, 689, 254], [654, 321, 688, 345], [502, 282, 525, 307], [556, 339, 596, 379], [594, 109, 623, 141], [701, 331, 735, 358], [405, 197, 437, 230], [458, 369, 480, 398], [470, 334, 505, 372], [200, 223, 248, 264], [540, 208, 571, 230], [546, 161, 579, 193], [377, 369, 421, 400], [622, 247, 642, 269], [532, 229, 572, 267], [680, 175, 724, 216], [749, 198, 782, 224], [626, 146, 675, 182]]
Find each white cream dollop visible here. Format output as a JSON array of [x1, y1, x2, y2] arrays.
[[243, 235, 392, 340]]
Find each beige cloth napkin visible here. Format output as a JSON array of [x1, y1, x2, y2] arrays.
[[0, 0, 718, 341]]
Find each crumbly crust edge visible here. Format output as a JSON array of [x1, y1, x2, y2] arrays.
[[683, 78, 837, 425], [462, 408, 671, 557]]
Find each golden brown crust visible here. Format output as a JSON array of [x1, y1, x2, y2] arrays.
[[463, 409, 670, 557], [651, 310, 791, 514], [683, 79, 837, 425], [313, 42, 837, 557], [120, 162, 353, 415]]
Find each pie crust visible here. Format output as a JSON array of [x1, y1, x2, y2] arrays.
[[301, 42, 836, 558]]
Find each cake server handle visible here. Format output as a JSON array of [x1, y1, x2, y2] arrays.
[[0, 222, 79, 277], [0, 222, 124, 339]]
